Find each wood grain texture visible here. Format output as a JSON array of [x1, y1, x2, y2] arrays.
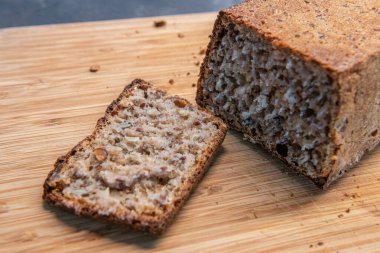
[[0, 13, 380, 253]]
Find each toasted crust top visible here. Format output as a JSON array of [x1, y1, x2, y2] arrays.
[[223, 0, 380, 73]]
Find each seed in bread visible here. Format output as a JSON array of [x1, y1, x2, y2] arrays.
[[196, 0, 380, 188], [43, 79, 227, 234]]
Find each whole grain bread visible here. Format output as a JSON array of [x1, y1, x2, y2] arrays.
[[43, 79, 227, 234], [196, 0, 380, 188]]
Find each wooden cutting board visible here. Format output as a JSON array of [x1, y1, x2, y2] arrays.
[[1, 13, 380, 253]]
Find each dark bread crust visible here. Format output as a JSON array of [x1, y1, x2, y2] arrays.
[[43, 79, 227, 234], [216, 0, 379, 74], [197, 2, 380, 188]]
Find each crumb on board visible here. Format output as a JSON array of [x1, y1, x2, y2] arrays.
[[345, 208, 350, 213], [169, 79, 174, 85], [187, 72, 191, 76], [337, 214, 344, 218], [290, 192, 294, 197], [89, 64, 100, 72], [247, 210, 258, 219], [192, 83, 196, 87], [135, 30, 139, 34], [153, 20, 166, 27], [199, 48, 206, 55], [309, 241, 324, 248], [177, 33, 185, 38], [195, 61, 200, 66], [20, 230, 38, 242], [344, 192, 361, 199], [207, 185, 223, 195]]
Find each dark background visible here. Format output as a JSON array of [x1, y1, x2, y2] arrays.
[[0, 0, 242, 28]]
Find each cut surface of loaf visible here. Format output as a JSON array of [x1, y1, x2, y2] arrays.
[[197, 0, 380, 188], [43, 79, 227, 234]]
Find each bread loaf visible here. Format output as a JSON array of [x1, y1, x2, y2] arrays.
[[196, 0, 380, 188], [43, 79, 227, 234]]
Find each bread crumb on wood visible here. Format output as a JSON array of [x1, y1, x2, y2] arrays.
[[317, 241, 324, 246], [177, 33, 185, 38], [207, 185, 223, 195], [343, 192, 360, 199], [247, 210, 258, 219], [0, 200, 8, 214], [337, 214, 344, 218], [194, 61, 200, 66], [192, 83, 196, 87], [199, 48, 206, 55], [186, 72, 191, 76], [89, 64, 100, 72], [153, 20, 166, 27], [169, 79, 174, 85], [345, 208, 350, 213], [19, 230, 38, 242]]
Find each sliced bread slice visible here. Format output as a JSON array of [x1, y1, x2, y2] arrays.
[[43, 79, 227, 234]]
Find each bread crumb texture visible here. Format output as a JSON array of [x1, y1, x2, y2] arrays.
[[200, 18, 338, 179]]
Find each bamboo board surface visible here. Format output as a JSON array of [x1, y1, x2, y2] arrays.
[[1, 13, 380, 253]]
